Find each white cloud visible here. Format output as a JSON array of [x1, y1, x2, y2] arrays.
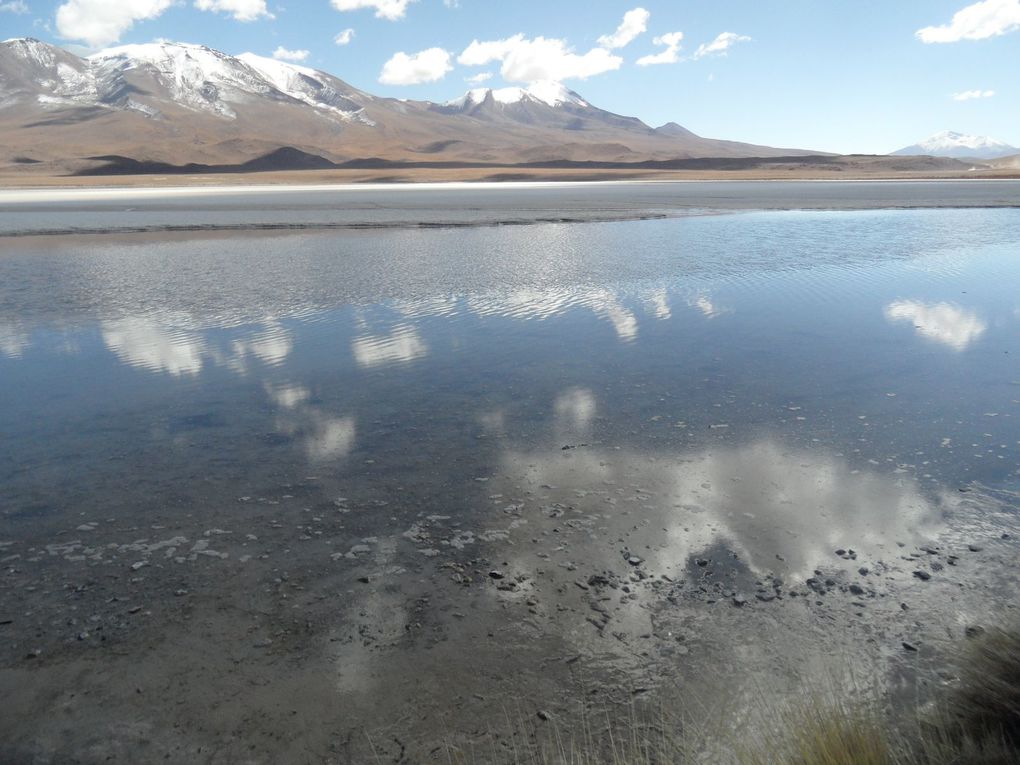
[[597, 7, 650, 49], [334, 28, 355, 45], [379, 47, 452, 85], [917, 0, 1020, 43], [458, 34, 622, 83], [952, 88, 996, 100], [55, 0, 174, 48], [272, 46, 309, 62], [691, 31, 751, 60], [636, 31, 683, 66], [193, 0, 270, 21], [0, 1, 29, 14], [331, 0, 416, 21], [465, 71, 493, 84]]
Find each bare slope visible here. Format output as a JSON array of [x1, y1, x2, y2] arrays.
[[1, 38, 822, 174]]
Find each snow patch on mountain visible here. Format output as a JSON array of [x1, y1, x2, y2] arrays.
[[448, 80, 588, 109], [893, 130, 1018, 159], [236, 52, 374, 124], [89, 42, 275, 118]]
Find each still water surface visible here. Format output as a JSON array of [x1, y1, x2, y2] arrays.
[[1, 198, 1020, 761], [3, 207, 1018, 521]]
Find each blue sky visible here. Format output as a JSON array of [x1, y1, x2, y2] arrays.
[[3, 0, 1018, 154]]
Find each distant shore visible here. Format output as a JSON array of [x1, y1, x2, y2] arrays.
[[1, 161, 1018, 190]]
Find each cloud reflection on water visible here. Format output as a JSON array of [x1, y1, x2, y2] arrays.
[[0, 322, 30, 358], [101, 317, 293, 376], [499, 438, 948, 582], [352, 325, 428, 368], [884, 300, 986, 350]]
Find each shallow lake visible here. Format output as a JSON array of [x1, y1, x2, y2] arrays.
[[1, 184, 1019, 763]]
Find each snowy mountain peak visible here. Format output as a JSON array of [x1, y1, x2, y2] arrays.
[[893, 130, 1018, 159], [448, 80, 588, 109], [78, 41, 370, 122]]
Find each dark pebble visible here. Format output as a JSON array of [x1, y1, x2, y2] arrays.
[[912, 570, 931, 581]]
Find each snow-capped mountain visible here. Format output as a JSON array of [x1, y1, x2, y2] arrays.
[[0, 37, 821, 171], [0, 38, 373, 123], [434, 79, 655, 133], [892, 130, 1018, 159], [445, 81, 589, 109]]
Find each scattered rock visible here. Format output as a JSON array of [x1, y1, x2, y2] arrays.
[[848, 584, 865, 596], [732, 595, 747, 607], [912, 570, 931, 581], [488, 570, 505, 580], [968, 544, 983, 553], [902, 641, 919, 652], [537, 710, 552, 721]]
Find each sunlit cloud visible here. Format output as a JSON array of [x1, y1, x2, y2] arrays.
[[0, 1, 29, 14], [951, 88, 996, 100], [193, 0, 271, 22], [917, 0, 1020, 43], [334, 28, 355, 46], [55, 0, 175, 48], [331, 0, 416, 21], [597, 7, 650, 49], [635, 31, 683, 66], [272, 46, 309, 62], [884, 300, 987, 350], [691, 31, 752, 60], [459, 34, 622, 83], [379, 47, 452, 85]]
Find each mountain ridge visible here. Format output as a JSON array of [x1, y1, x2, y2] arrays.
[[893, 130, 1018, 160], [0, 37, 827, 173]]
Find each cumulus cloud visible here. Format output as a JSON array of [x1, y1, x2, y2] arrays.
[[331, 0, 416, 21], [458, 34, 622, 83], [334, 28, 355, 45], [379, 47, 452, 85], [691, 31, 752, 60], [636, 31, 683, 66], [597, 7, 650, 49], [55, 0, 174, 48], [917, 0, 1020, 43], [0, 1, 29, 14], [272, 46, 309, 62], [193, 0, 270, 21], [952, 88, 996, 100], [465, 71, 493, 84]]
